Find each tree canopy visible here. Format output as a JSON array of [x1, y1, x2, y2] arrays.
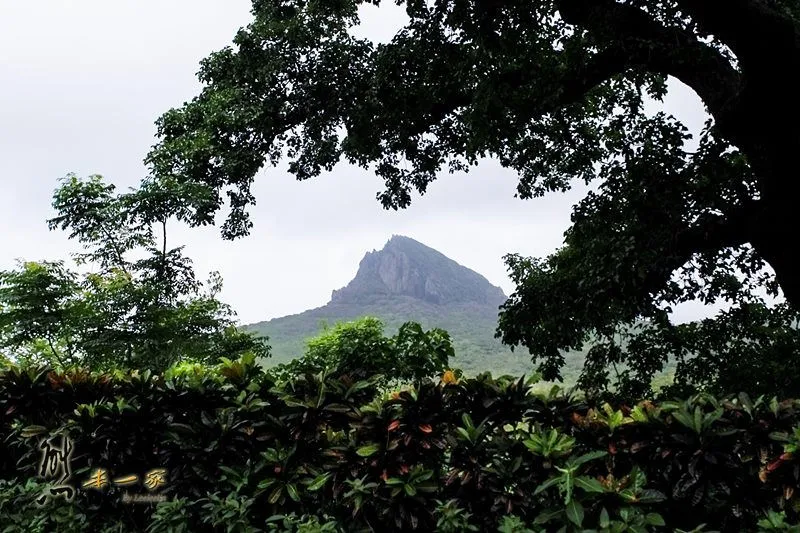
[[269, 317, 453, 387], [145, 0, 800, 396], [0, 175, 269, 372]]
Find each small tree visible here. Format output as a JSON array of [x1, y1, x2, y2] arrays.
[[0, 175, 269, 372], [271, 317, 453, 386]]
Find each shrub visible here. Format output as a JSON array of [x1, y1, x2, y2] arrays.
[[1, 358, 800, 531], [268, 317, 452, 388]]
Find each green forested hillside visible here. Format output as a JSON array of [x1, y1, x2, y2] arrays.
[[245, 236, 592, 381], [247, 298, 594, 379]]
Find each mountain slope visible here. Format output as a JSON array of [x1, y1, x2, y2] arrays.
[[246, 236, 577, 377]]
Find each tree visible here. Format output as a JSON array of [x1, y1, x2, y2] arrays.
[[270, 317, 453, 386], [144, 1, 800, 396], [0, 175, 269, 372]]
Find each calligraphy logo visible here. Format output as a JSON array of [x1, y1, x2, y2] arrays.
[[35, 434, 75, 506]]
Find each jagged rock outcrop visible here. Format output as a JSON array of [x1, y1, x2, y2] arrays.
[[330, 235, 507, 306], [246, 235, 536, 376]]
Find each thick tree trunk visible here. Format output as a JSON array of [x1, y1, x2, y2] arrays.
[[709, 12, 800, 311], [750, 144, 800, 307], [753, 231, 800, 309], [747, 137, 800, 310], [742, 151, 800, 310]]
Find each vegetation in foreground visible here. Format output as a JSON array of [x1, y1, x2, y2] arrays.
[[2, 350, 800, 532]]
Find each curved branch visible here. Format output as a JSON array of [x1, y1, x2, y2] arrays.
[[674, 0, 800, 74], [555, 0, 741, 120], [676, 208, 754, 254], [643, 204, 756, 291]]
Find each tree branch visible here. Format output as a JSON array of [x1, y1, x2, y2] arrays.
[[675, 208, 755, 257], [555, 0, 742, 120], [46, 336, 66, 369], [160, 218, 168, 284], [639, 204, 757, 292], [98, 224, 131, 278], [674, 0, 800, 74]]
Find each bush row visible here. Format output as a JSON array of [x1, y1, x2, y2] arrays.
[[2, 357, 800, 532]]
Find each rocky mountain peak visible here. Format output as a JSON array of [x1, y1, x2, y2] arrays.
[[330, 235, 507, 306]]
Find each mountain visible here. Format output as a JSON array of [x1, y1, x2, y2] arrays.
[[246, 236, 587, 378], [330, 235, 507, 307]]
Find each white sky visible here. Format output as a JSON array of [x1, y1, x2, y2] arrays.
[[0, 1, 711, 325]]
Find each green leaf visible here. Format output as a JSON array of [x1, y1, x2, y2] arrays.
[[533, 508, 563, 525], [268, 486, 283, 504], [20, 425, 48, 438], [599, 507, 610, 528], [671, 409, 694, 430], [637, 489, 667, 504], [257, 478, 276, 490], [575, 476, 605, 493], [200, 411, 216, 428], [306, 473, 331, 491], [631, 405, 649, 423], [533, 476, 562, 496], [285, 483, 300, 502], [356, 444, 380, 457], [645, 513, 666, 527], [461, 413, 475, 430], [168, 423, 195, 434], [565, 499, 584, 527], [572, 450, 608, 466], [456, 427, 472, 441], [218, 465, 241, 479]]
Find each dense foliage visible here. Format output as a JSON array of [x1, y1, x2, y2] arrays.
[[249, 301, 543, 378], [267, 317, 453, 387], [0, 175, 268, 373], [143, 0, 800, 397], [3, 354, 800, 532]]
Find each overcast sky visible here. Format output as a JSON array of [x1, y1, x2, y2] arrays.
[[0, 1, 710, 325]]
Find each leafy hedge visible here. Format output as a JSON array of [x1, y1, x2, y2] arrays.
[[2, 357, 800, 532]]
